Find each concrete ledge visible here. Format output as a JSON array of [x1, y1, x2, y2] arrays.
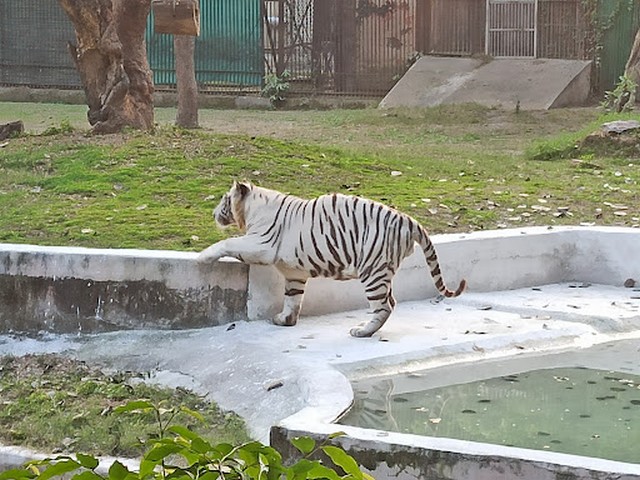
[[1, 226, 639, 333], [0, 87, 378, 110], [249, 226, 640, 319], [0, 245, 248, 332], [271, 423, 640, 480]]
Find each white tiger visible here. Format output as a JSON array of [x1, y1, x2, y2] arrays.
[[198, 181, 466, 337]]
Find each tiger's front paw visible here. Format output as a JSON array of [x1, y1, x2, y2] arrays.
[[273, 312, 298, 327], [196, 244, 223, 263]]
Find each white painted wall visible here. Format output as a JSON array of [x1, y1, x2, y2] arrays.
[[1, 226, 638, 330], [247, 226, 640, 321]]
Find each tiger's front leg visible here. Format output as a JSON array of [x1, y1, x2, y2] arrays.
[[272, 276, 308, 327], [197, 236, 274, 264]]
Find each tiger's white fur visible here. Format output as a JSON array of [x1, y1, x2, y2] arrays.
[[198, 181, 466, 337]]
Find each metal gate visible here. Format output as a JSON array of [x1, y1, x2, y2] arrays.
[[419, 0, 486, 56], [486, 0, 537, 57]]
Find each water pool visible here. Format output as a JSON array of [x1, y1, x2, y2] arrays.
[[340, 338, 640, 464]]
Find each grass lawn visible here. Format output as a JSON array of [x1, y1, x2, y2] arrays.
[[0, 354, 249, 457], [0, 102, 638, 252]]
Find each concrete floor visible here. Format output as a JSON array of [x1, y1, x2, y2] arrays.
[[1, 282, 638, 444]]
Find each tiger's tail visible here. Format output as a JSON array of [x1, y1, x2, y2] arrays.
[[414, 223, 466, 298]]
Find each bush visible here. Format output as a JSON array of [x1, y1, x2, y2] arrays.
[[0, 400, 372, 480], [601, 75, 637, 113], [261, 71, 291, 109]]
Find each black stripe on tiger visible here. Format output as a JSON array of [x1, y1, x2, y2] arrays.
[[310, 230, 326, 263], [260, 196, 289, 245], [285, 288, 305, 296]]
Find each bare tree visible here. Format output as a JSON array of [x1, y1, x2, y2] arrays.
[[174, 35, 199, 128], [58, 0, 154, 134]]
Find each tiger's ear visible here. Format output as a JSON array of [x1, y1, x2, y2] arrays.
[[235, 181, 251, 198]]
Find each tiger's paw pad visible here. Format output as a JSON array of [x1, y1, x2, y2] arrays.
[[273, 313, 298, 327]]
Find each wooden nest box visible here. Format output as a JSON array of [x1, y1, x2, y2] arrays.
[[152, 0, 200, 36]]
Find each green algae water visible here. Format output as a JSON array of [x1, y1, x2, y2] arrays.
[[341, 360, 640, 464]]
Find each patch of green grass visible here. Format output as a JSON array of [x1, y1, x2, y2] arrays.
[[525, 131, 583, 161], [0, 104, 639, 251], [525, 111, 640, 160], [41, 119, 75, 136], [0, 354, 249, 457]]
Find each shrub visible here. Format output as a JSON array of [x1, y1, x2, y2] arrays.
[[261, 71, 291, 109], [0, 400, 372, 480], [601, 75, 637, 113]]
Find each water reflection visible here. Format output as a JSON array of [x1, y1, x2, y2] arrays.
[[341, 367, 640, 464]]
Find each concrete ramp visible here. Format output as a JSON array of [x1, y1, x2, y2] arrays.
[[380, 56, 592, 110]]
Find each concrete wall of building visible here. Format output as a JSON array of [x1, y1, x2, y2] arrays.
[[1, 227, 639, 334]]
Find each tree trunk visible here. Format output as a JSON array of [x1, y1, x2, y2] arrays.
[[0, 121, 24, 141], [174, 35, 199, 128], [58, 0, 154, 134], [625, 28, 640, 86]]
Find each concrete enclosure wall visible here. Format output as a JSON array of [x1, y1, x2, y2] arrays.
[[0, 244, 248, 332], [1, 226, 639, 333], [271, 423, 640, 480], [248, 226, 640, 320]]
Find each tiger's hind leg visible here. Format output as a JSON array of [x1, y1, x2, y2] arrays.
[[273, 277, 308, 327], [350, 271, 396, 337]]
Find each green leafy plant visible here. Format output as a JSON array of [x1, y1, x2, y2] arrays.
[[0, 400, 373, 480], [41, 119, 74, 136], [261, 71, 291, 109], [601, 74, 638, 113]]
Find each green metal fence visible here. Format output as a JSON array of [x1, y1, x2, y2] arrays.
[[147, 0, 263, 88], [597, 0, 640, 91], [0, 0, 79, 88], [1, 0, 640, 96]]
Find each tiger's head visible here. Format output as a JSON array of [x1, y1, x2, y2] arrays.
[[213, 181, 252, 231]]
